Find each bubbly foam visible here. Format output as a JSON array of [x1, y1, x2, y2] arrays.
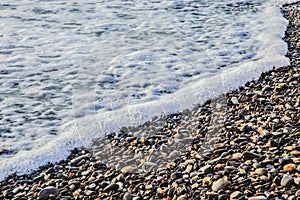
[[0, 0, 296, 180]]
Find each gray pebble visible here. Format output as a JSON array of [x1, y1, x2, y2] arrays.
[[218, 194, 229, 200], [171, 171, 182, 180], [224, 166, 237, 172], [12, 187, 21, 194], [281, 174, 294, 187], [70, 155, 88, 165], [38, 186, 59, 200], [123, 192, 132, 200], [230, 191, 243, 199], [231, 97, 239, 104], [81, 170, 91, 176], [88, 183, 96, 190], [243, 151, 262, 159], [200, 165, 212, 174]]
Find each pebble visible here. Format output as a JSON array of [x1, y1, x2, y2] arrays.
[[294, 178, 300, 185], [281, 175, 294, 187], [218, 194, 229, 200], [279, 158, 293, 165], [283, 163, 296, 172], [104, 183, 119, 192], [231, 97, 239, 105], [70, 155, 88, 166], [242, 151, 262, 159], [38, 186, 59, 200], [232, 153, 242, 160], [255, 168, 267, 175], [12, 187, 21, 194], [177, 194, 188, 200], [121, 166, 135, 174], [171, 171, 183, 180], [211, 178, 231, 192], [230, 191, 243, 199], [200, 165, 212, 174], [123, 192, 132, 200], [88, 183, 96, 190], [248, 196, 266, 200]]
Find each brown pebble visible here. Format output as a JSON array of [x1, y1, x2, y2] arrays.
[[283, 163, 296, 172], [290, 150, 300, 156], [255, 168, 267, 176], [73, 190, 80, 198], [121, 166, 135, 174], [211, 178, 231, 192], [232, 153, 243, 160]]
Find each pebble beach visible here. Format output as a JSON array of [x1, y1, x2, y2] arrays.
[[1, 2, 300, 200]]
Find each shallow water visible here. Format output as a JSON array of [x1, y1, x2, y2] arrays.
[[0, 0, 296, 180]]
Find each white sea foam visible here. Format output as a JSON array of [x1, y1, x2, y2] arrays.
[[0, 0, 297, 180]]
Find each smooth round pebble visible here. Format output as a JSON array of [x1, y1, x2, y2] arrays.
[[38, 186, 59, 200]]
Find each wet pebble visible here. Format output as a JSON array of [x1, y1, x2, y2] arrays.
[[70, 155, 88, 166]]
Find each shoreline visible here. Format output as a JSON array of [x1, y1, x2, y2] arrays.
[[1, 2, 300, 200]]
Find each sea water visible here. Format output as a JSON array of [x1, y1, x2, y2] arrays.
[[0, 0, 298, 180]]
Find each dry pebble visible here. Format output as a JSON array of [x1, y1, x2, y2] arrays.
[[248, 196, 266, 200], [211, 179, 231, 192], [281, 175, 294, 187], [38, 186, 59, 200]]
